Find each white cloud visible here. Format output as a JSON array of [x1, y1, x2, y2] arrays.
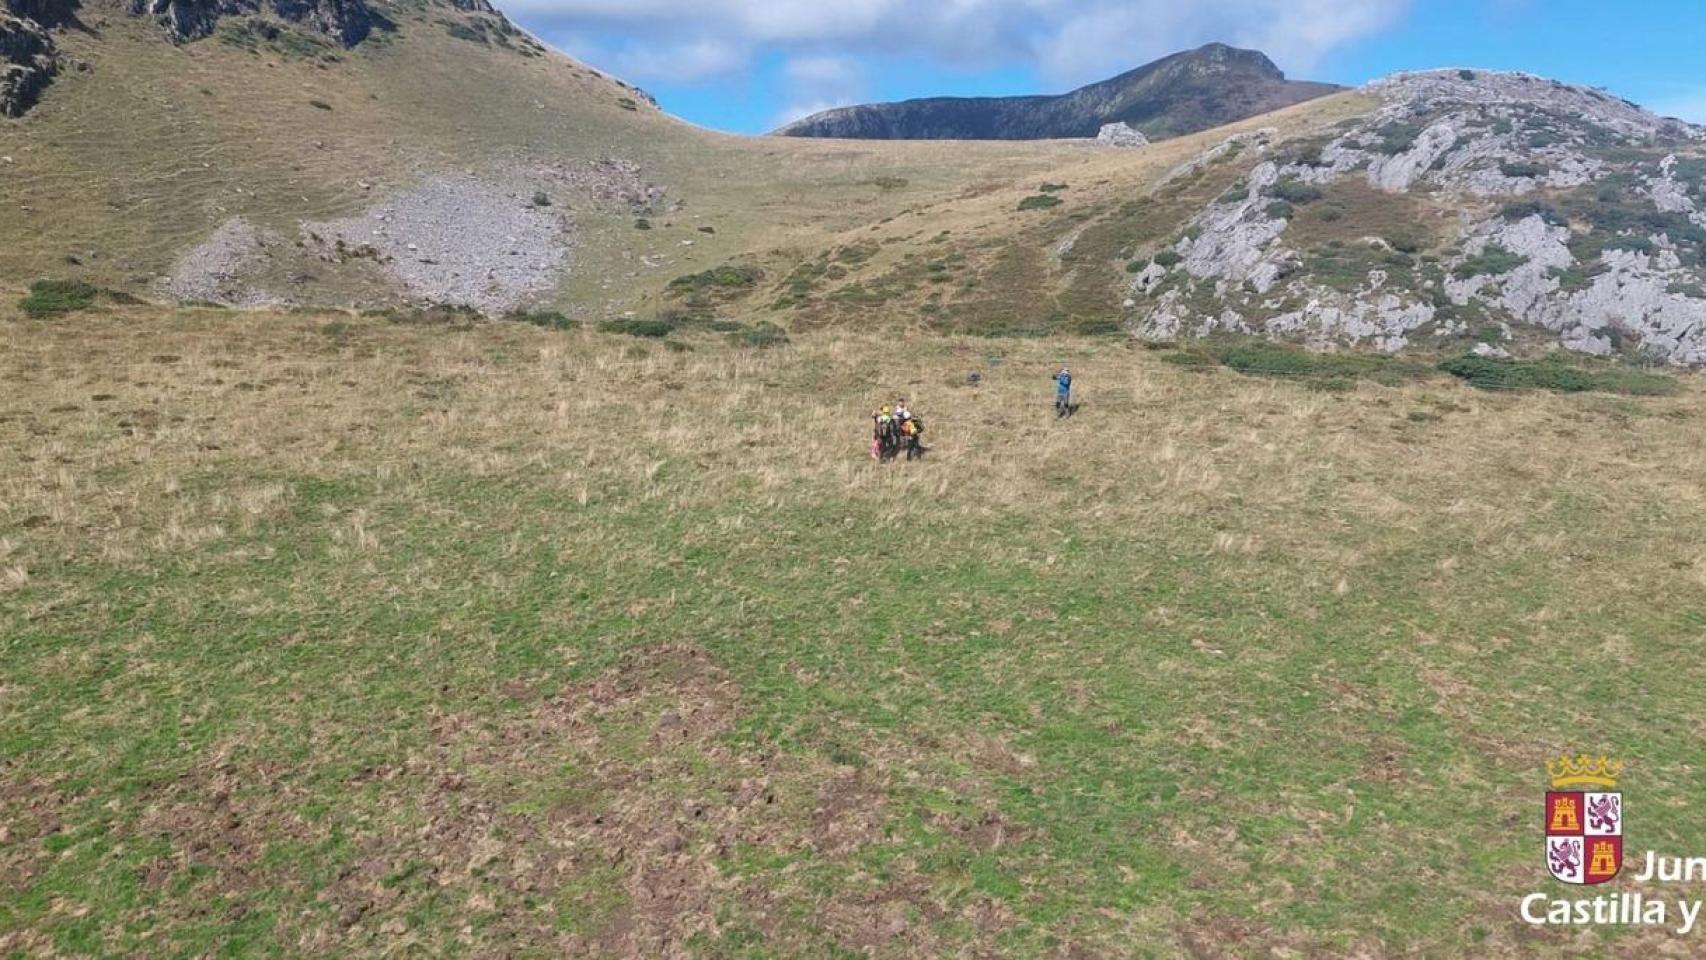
[[774, 56, 869, 127], [514, 0, 1412, 91], [567, 37, 746, 83]]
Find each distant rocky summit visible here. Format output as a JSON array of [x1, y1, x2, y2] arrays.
[[1126, 70, 1706, 363], [776, 44, 1340, 142]]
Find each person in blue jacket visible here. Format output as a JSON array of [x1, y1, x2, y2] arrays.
[[1054, 366, 1073, 418]]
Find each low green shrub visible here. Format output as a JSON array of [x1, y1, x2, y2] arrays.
[[599, 318, 673, 338], [1500, 200, 1565, 225], [1499, 161, 1548, 179], [1152, 250, 1183, 269], [667, 265, 762, 293], [1373, 122, 1424, 155], [1018, 195, 1064, 211], [1548, 263, 1610, 292], [380, 304, 482, 327], [1602, 236, 1656, 256], [1439, 354, 1675, 395], [1452, 245, 1528, 279], [20, 280, 101, 317], [1269, 178, 1324, 204], [507, 309, 577, 330], [1163, 340, 1433, 385]]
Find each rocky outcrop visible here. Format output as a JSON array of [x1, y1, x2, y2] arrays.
[[1126, 69, 1706, 364], [6, 0, 76, 26], [776, 43, 1340, 142], [134, 0, 378, 46], [0, 9, 58, 117], [1095, 122, 1149, 148]]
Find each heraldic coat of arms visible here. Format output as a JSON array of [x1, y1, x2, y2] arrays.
[[1545, 754, 1623, 885]]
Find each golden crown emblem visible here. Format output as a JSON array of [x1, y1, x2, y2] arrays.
[[1547, 754, 1623, 789]]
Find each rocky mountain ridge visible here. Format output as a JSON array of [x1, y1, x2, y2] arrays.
[[776, 43, 1340, 142], [1124, 70, 1706, 363]]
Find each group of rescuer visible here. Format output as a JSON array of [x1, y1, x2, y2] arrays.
[[866, 366, 1074, 461]]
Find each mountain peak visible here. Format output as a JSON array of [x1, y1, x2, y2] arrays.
[[775, 44, 1337, 141], [1170, 42, 1285, 79]]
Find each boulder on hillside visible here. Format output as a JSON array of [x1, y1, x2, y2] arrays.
[[1096, 122, 1149, 148]]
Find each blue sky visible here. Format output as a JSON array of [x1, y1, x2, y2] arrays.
[[501, 0, 1706, 134]]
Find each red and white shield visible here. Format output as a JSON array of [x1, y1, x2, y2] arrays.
[[1546, 790, 1622, 884]]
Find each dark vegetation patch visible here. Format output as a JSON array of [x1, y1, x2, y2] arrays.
[[1163, 340, 1434, 386], [1302, 242, 1417, 292], [1268, 178, 1324, 205], [440, 13, 527, 51], [1017, 195, 1064, 211], [18, 280, 139, 317], [1439, 354, 1676, 395], [1276, 136, 1332, 168], [1452, 245, 1528, 280], [1498, 161, 1549, 179], [599, 318, 674, 338], [667, 265, 762, 295], [1499, 199, 1566, 225], [774, 256, 833, 310], [217, 18, 335, 60], [1548, 263, 1610, 293], [1166, 341, 1677, 397], [505, 310, 577, 330], [1038, 183, 1070, 193], [1371, 121, 1425, 155], [371, 304, 483, 328], [1556, 175, 1706, 256]]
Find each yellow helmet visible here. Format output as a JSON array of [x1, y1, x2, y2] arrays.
[[881, 406, 891, 415]]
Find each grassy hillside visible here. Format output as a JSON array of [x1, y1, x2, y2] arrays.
[[4, 301, 1706, 956], [0, 0, 1131, 318]]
